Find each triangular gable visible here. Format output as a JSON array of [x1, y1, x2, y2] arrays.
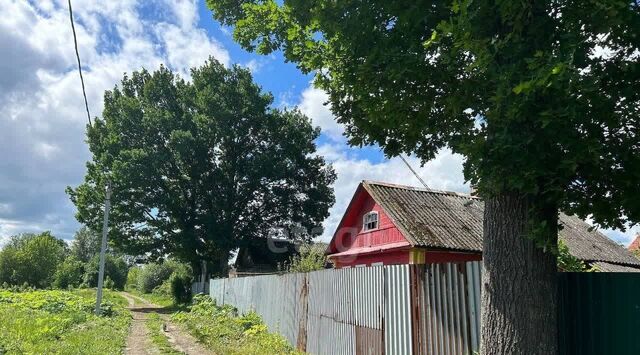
[[326, 181, 413, 255]]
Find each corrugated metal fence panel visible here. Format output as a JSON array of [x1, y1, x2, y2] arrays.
[[305, 266, 384, 355], [558, 273, 640, 355], [465, 261, 481, 352], [385, 264, 412, 355], [412, 262, 481, 355], [209, 262, 481, 354]]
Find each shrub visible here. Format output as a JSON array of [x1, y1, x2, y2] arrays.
[[53, 256, 85, 289], [170, 271, 193, 304], [83, 255, 128, 290], [137, 262, 175, 293], [137, 260, 192, 294], [287, 249, 327, 273], [126, 266, 141, 290]]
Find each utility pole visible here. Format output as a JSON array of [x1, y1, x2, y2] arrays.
[[95, 180, 112, 315]]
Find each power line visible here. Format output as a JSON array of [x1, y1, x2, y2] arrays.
[[67, 0, 92, 127], [399, 154, 430, 190]]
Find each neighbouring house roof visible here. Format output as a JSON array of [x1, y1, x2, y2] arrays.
[[627, 234, 640, 251], [353, 180, 640, 270]]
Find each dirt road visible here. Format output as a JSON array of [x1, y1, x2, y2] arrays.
[[120, 292, 212, 355]]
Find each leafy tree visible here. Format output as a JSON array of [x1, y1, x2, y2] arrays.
[[126, 266, 141, 290], [287, 248, 327, 273], [0, 232, 67, 288], [206, 1, 640, 353], [68, 59, 336, 276], [556, 240, 596, 272], [137, 261, 178, 293], [83, 254, 128, 290], [53, 256, 86, 289], [70, 226, 101, 263]]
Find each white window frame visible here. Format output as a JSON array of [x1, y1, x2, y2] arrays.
[[363, 211, 379, 231]]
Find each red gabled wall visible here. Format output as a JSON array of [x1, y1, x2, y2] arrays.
[[327, 182, 482, 268], [328, 187, 410, 267], [329, 189, 408, 253]]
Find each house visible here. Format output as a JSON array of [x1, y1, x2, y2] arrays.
[[326, 181, 640, 272], [230, 239, 331, 277], [231, 238, 299, 277], [628, 234, 640, 253]]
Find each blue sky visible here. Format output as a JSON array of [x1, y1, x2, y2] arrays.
[[0, 0, 636, 247]]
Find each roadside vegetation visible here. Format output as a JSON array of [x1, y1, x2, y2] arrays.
[[172, 294, 302, 355], [125, 260, 193, 307], [0, 288, 129, 354], [0, 229, 128, 291]]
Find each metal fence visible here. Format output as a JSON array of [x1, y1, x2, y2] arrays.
[[557, 272, 640, 355], [209, 262, 481, 355]]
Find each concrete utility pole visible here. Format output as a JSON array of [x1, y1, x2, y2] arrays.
[[95, 181, 112, 315]]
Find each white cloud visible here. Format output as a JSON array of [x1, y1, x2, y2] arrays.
[[0, 0, 230, 241], [299, 85, 345, 142], [242, 58, 265, 74]]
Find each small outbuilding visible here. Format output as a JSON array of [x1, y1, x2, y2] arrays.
[[326, 180, 640, 272]]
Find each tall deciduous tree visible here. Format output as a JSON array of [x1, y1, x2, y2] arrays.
[[70, 226, 101, 263], [68, 59, 336, 276], [0, 232, 68, 288], [205, 1, 640, 353]]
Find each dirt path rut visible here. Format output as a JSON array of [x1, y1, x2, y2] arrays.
[[121, 292, 212, 355]]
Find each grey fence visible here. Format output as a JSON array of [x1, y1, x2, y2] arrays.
[[209, 262, 481, 355]]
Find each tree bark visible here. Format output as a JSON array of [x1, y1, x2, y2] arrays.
[[481, 193, 558, 355]]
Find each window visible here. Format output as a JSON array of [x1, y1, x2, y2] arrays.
[[363, 211, 379, 231]]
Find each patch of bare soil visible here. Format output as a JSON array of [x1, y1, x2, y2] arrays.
[[120, 292, 213, 355]]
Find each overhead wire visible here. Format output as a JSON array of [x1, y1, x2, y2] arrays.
[[68, 0, 92, 127], [399, 154, 430, 190]]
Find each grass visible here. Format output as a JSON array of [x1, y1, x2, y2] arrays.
[[72, 288, 130, 308], [0, 289, 130, 354], [147, 313, 182, 354], [125, 287, 174, 308], [171, 295, 303, 355]]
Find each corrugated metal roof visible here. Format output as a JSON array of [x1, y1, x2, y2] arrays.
[[591, 261, 640, 272], [361, 181, 640, 268]]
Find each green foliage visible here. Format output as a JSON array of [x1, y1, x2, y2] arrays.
[[137, 262, 178, 293], [557, 240, 597, 272], [206, 0, 640, 236], [172, 294, 301, 354], [53, 256, 86, 289], [0, 290, 129, 354], [70, 226, 102, 263], [126, 266, 141, 290], [169, 270, 194, 304], [287, 249, 327, 273], [0, 232, 67, 288], [83, 254, 128, 290], [67, 59, 336, 274]]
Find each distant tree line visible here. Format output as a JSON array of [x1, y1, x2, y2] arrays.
[[0, 227, 127, 290]]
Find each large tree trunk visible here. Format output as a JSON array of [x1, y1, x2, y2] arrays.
[[481, 193, 558, 355]]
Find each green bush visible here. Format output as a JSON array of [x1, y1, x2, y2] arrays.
[[83, 255, 128, 290], [170, 271, 193, 304], [126, 266, 141, 290], [53, 256, 85, 289], [137, 260, 192, 294], [287, 249, 327, 273], [0, 232, 67, 288], [137, 262, 175, 293]]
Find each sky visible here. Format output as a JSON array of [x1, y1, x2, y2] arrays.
[[0, 0, 637, 247]]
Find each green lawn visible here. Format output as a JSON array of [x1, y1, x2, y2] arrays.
[[0, 289, 130, 354]]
